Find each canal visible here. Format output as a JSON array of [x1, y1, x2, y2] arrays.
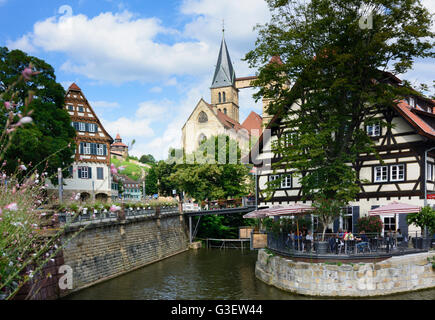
[[66, 249, 435, 300]]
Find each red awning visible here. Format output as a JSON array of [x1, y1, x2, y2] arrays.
[[368, 201, 421, 216]]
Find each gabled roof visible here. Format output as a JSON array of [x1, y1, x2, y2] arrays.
[[211, 37, 236, 89], [68, 83, 81, 91], [242, 111, 263, 136], [394, 100, 435, 139], [65, 84, 114, 144]]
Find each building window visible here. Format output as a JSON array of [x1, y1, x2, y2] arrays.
[[223, 108, 227, 115], [409, 97, 415, 108], [281, 174, 292, 189], [78, 166, 90, 179], [427, 163, 433, 181], [78, 106, 84, 112], [79, 122, 86, 132], [374, 166, 388, 182], [219, 92, 222, 103], [88, 123, 97, 133], [198, 133, 207, 146], [384, 216, 396, 231], [68, 105, 74, 111], [97, 167, 104, 180], [367, 123, 381, 137], [198, 111, 208, 123], [223, 92, 226, 102], [284, 132, 297, 147], [390, 164, 405, 182], [97, 144, 104, 156], [83, 143, 91, 155]]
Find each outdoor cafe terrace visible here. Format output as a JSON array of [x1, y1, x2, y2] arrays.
[[266, 231, 431, 262], [244, 202, 434, 262]]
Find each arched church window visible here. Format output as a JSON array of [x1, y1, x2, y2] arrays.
[[218, 92, 222, 103], [198, 111, 208, 123], [223, 92, 226, 102], [198, 133, 207, 146], [223, 108, 227, 115]]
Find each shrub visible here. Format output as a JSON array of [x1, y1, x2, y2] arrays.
[[356, 215, 383, 234]]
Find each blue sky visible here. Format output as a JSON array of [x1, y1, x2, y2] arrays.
[[1, 0, 434, 160]]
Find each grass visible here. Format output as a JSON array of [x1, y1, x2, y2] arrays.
[[111, 157, 147, 181]]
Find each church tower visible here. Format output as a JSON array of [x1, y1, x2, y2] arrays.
[[210, 33, 240, 122]]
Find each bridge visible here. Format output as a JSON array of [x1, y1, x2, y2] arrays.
[[184, 205, 257, 244]]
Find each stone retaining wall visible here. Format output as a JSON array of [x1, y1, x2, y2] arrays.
[[60, 212, 189, 296], [255, 249, 435, 297]]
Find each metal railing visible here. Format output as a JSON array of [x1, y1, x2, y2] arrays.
[[57, 206, 180, 225], [267, 232, 432, 257]]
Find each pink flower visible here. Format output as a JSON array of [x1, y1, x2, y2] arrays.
[[110, 205, 121, 212], [4, 101, 12, 110], [19, 164, 27, 171], [5, 203, 18, 211], [17, 117, 33, 126], [22, 67, 33, 80], [110, 164, 118, 174]]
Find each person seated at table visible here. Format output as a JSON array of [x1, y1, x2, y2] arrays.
[[305, 231, 314, 252], [338, 228, 344, 239], [329, 234, 337, 253], [344, 230, 355, 241], [356, 230, 369, 253]]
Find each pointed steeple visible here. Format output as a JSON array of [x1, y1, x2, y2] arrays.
[[211, 35, 236, 89]]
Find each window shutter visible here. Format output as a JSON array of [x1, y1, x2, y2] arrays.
[[103, 144, 107, 156], [69, 166, 73, 177], [333, 218, 339, 233], [79, 143, 84, 154], [352, 206, 360, 233], [91, 143, 97, 155], [398, 214, 409, 239], [78, 167, 82, 179], [88, 167, 92, 179]]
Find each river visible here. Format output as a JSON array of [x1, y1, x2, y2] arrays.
[[66, 249, 435, 300]]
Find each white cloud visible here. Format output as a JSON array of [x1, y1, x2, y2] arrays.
[[149, 86, 163, 93], [7, 10, 213, 84], [101, 117, 154, 139], [89, 101, 120, 108]]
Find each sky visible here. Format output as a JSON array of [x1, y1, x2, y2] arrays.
[[0, 0, 434, 160]]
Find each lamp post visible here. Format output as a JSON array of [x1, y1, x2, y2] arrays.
[[423, 146, 435, 241], [424, 146, 435, 207]]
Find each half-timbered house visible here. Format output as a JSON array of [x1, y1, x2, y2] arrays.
[[49, 83, 114, 202], [250, 75, 435, 238]]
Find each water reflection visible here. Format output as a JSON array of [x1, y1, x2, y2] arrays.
[[66, 249, 435, 300]]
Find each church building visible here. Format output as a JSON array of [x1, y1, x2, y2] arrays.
[[181, 34, 263, 155]]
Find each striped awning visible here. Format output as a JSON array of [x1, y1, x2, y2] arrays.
[[265, 204, 315, 217], [368, 201, 421, 216], [243, 205, 286, 218]]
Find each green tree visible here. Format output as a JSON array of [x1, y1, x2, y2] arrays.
[[0, 47, 76, 181], [144, 165, 158, 195], [169, 135, 250, 202], [245, 0, 434, 206], [406, 206, 435, 235], [154, 160, 177, 196], [139, 154, 156, 165]]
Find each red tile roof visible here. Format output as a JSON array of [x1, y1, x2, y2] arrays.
[[394, 100, 435, 138], [68, 83, 81, 91], [242, 111, 263, 136]]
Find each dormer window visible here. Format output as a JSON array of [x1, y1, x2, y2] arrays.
[[409, 97, 415, 108]]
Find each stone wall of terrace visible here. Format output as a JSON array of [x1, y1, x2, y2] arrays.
[[255, 249, 435, 297]]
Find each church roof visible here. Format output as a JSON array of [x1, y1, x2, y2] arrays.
[[211, 37, 236, 89]]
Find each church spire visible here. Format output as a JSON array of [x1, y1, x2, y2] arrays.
[[211, 32, 236, 89]]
